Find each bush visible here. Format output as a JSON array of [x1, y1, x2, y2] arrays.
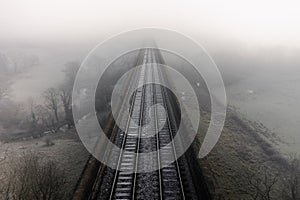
[[1, 152, 67, 200], [44, 137, 54, 147]]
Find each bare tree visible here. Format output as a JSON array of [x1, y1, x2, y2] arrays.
[[27, 98, 39, 132], [246, 166, 278, 200], [59, 61, 79, 129], [282, 156, 300, 200], [62, 61, 80, 86], [2, 152, 67, 200], [59, 90, 73, 128], [35, 105, 57, 133], [43, 88, 61, 124]]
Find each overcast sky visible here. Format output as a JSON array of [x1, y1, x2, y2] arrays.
[[0, 0, 299, 47]]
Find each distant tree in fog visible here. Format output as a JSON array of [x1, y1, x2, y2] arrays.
[[9, 51, 39, 74], [43, 88, 61, 124], [35, 104, 57, 133], [0, 52, 13, 74], [23, 61, 80, 134], [0, 60, 80, 136], [59, 61, 80, 128], [59, 90, 73, 128], [0, 87, 6, 100], [27, 98, 39, 132], [62, 61, 80, 89]]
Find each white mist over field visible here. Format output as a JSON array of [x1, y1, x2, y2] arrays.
[[7, 45, 89, 102]]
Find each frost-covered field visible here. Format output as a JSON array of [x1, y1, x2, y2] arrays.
[[0, 130, 89, 197]]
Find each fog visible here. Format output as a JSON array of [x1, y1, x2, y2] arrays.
[[6, 44, 90, 101], [211, 43, 300, 154], [0, 0, 300, 154]]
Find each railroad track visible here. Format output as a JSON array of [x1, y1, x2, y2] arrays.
[[109, 48, 188, 200], [74, 47, 209, 200]]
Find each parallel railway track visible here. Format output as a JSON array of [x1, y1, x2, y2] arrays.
[[73, 48, 210, 200]]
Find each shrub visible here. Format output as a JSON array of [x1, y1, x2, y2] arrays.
[[1, 152, 67, 200]]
